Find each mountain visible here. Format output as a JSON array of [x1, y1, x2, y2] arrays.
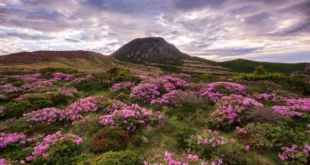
[[111, 37, 191, 64], [0, 50, 161, 73]]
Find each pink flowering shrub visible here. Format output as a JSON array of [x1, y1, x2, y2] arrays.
[[0, 83, 20, 93], [199, 82, 247, 102], [52, 72, 72, 81], [0, 158, 11, 165], [99, 104, 158, 132], [130, 76, 188, 103], [144, 151, 223, 165], [130, 83, 161, 103], [103, 100, 129, 114], [65, 96, 106, 121], [0, 132, 26, 149], [110, 82, 134, 92], [11, 73, 41, 82], [209, 95, 263, 128], [24, 108, 66, 124], [21, 81, 53, 91], [30, 131, 83, 160], [187, 130, 235, 158], [151, 90, 204, 108], [278, 144, 310, 165], [254, 93, 285, 104], [271, 98, 310, 117]]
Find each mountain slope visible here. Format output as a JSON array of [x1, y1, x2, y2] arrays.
[[111, 37, 190, 64], [0, 50, 162, 73]]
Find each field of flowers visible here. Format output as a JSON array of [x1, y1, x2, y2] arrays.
[[0, 67, 309, 165]]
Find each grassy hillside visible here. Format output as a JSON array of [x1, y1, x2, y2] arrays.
[[190, 57, 308, 75], [0, 51, 162, 74]]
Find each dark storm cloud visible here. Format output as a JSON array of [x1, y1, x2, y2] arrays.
[[173, 0, 227, 10], [245, 12, 271, 24]]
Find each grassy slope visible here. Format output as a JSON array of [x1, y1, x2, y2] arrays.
[[191, 57, 308, 75]]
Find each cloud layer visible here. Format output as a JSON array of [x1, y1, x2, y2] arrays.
[[0, 0, 309, 62]]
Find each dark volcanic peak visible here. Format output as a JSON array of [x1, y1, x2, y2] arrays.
[[111, 37, 191, 63], [0, 50, 105, 64]]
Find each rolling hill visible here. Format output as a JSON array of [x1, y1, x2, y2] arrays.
[[0, 50, 162, 74]]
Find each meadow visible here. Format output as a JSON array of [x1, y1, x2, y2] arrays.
[[0, 66, 309, 165]]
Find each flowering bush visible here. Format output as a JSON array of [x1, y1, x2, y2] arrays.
[[52, 72, 72, 81], [254, 93, 285, 104], [0, 83, 20, 93], [271, 98, 310, 117], [144, 151, 223, 165], [199, 82, 246, 102], [30, 131, 83, 160], [11, 73, 41, 82], [187, 130, 235, 158], [110, 82, 134, 92], [99, 104, 158, 132], [65, 96, 106, 121], [21, 81, 53, 91], [278, 144, 310, 165], [130, 83, 161, 103], [152, 90, 204, 108], [0, 132, 26, 149], [102, 100, 129, 114], [209, 95, 263, 128], [24, 108, 66, 124], [130, 76, 188, 103]]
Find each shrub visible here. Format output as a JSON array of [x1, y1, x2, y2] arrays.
[[78, 150, 142, 165], [22, 93, 46, 103], [49, 93, 71, 105], [33, 100, 54, 109], [175, 127, 197, 148], [5, 117, 30, 132], [39, 67, 78, 74], [26, 123, 60, 136], [214, 143, 254, 165], [73, 80, 109, 92], [248, 107, 281, 124], [199, 73, 217, 82], [90, 127, 130, 153], [4, 101, 31, 118]]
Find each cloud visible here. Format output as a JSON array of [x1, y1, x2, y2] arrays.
[[0, 0, 308, 62]]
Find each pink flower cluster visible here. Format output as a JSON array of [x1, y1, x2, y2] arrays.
[[57, 87, 76, 97], [110, 82, 134, 92], [151, 90, 182, 107], [104, 101, 129, 114], [0, 106, 4, 115], [11, 73, 41, 82], [65, 96, 105, 121], [73, 74, 92, 83], [144, 151, 223, 165], [0, 132, 26, 148], [271, 98, 310, 117], [24, 108, 66, 124], [0, 84, 19, 93], [52, 72, 72, 81], [212, 95, 263, 123], [30, 131, 83, 160], [199, 82, 246, 102], [0, 158, 10, 165], [21, 80, 53, 91], [278, 144, 310, 163], [99, 104, 156, 132], [130, 76, 188, 103], [254, 93, 284, 103], [130, 83, 161, 103], [188, 130, 235, 148]]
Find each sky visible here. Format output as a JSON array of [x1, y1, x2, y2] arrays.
[[0, 0, 310, 62]]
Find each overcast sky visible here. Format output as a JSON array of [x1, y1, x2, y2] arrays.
[[0, 0, 310, 62]]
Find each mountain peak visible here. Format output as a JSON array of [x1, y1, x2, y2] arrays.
[[111, 37, 190, 63]]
